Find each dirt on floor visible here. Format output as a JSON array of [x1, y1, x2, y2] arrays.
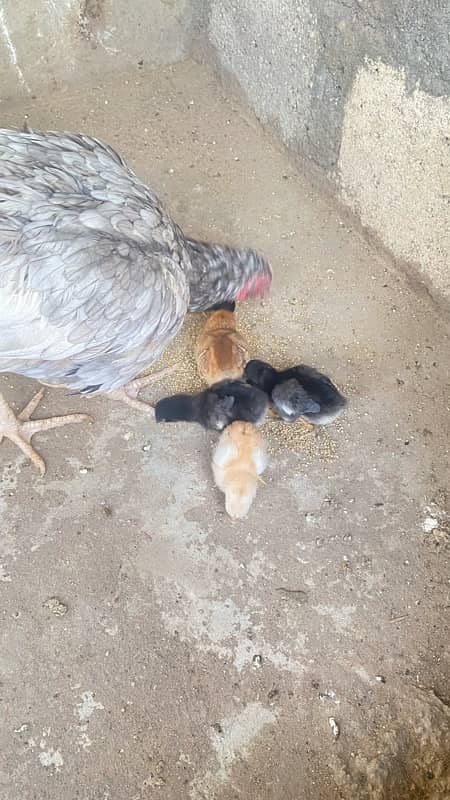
[[0, 59, 449, 800]]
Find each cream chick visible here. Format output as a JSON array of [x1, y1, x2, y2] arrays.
[[212, 421, 268, 519]]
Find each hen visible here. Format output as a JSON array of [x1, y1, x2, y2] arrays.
[[0, 128, 272, 472]]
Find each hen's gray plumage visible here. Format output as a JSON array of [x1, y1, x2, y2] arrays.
[[0, 129, 272, 395], [0, 128, 192, 393], [0, 127, 272, 473]]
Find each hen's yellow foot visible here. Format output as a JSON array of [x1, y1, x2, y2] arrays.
[[107, 364, 179, 416], [0, 389, 92, 476], [299, 417, 316, 433]]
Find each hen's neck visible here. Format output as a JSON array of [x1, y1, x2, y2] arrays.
[[184, 238, 258, 312]]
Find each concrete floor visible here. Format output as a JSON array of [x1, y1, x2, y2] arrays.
[[0, 60, 449, 799]]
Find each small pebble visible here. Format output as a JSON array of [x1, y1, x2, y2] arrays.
[[14, 723, 29, 733], [422, 516, 439, 533], [329, 717, 340, 739], [268, 687, 280, 702], [319, 690, 337, 701], [43, 597, 68, 616], [211, 722, 223, 735], [375, 675, 386, 683], [252, 654, 263, 668]]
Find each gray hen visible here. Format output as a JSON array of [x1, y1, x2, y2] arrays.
[[0, 128, 272, 473]]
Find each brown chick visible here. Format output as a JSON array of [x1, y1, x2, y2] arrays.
[[212, 421, 268, 519], [195, 310, 249, 386]]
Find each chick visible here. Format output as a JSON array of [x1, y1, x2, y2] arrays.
[[202, 301, 236, 312], [155, 380, 269, 431], [212, 421, 268, 519], [195, 309, 249, 386], [244, 360, 346, 425]]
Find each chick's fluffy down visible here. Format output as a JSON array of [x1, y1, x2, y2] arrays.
[[195, 310, 249, 386], [212, 421, 267, 519]]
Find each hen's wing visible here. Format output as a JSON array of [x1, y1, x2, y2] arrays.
[[0, 129, 189, 392]]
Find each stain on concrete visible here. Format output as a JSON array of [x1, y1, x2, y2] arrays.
[[135, 440, 306, 673], [38, 746, 64, 770], [190, 702, 277, 797], [75, 691, 104, 723]]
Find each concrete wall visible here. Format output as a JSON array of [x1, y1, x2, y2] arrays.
[[204, 1, 450, 302], [0, 0, 197, 97], [1, 0, 449, 300]]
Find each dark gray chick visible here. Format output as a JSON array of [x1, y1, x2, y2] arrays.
[[244, 360, 346, 425], [155, 380, 269, 431]]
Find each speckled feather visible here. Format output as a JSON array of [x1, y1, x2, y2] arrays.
[[0, 128, 271, 394]]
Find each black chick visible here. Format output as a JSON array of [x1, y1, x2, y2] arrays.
[[155, 380, 269, 431], [244, 360, 346, 425], [203, 300, 236, 312]]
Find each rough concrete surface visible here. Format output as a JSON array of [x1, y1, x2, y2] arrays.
[[0, 0, 197, 97], [0, 60, 450, 799], [205, 0, 450, 170], [1, 0, 449, 298], [204, 0, 450, 302], [208, 1, 318, 148], [338, 60, 450, 301]]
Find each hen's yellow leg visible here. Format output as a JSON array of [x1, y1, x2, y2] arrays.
[[299, 417, 316, 433], [107, 364, 179, 416], [0, 389, 92, 476]]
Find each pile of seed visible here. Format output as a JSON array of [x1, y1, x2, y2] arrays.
[[142, 302, 339, 461]]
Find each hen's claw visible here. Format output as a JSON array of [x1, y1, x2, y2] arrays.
[[0, 389, 92, 476], [299, 417, 316, 433], [107, 364, 179, 416]]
